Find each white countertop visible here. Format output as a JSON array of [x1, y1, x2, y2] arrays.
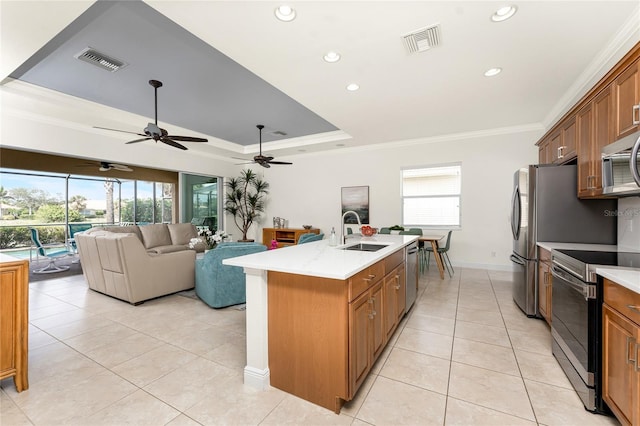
[[223, 234, 419, 280], [597, 267, 640, 294]]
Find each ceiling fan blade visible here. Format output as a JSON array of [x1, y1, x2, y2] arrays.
[[161, 138, 188, 150], [267, 160, 293, 165], [94, 126, 146, 137], [125, 137, 152, 144], [167, 135, 208, 142], [259, 162, 271, 168]]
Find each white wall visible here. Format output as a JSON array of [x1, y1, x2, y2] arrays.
[[253, 130, 539, 269]]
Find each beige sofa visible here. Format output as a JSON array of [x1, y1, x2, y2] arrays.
[[75, 223, 201, 304]]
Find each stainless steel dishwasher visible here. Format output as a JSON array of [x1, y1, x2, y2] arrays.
[[405, 241, 418, 313]]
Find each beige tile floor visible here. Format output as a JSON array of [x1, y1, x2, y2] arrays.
[[0, 265, 621, 425]]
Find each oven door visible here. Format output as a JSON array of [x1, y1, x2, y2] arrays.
[[551, 264, 598, 411]]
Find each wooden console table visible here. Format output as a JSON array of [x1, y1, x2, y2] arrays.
[[0, 254, 29, 392], [262, 228, 320, 248]]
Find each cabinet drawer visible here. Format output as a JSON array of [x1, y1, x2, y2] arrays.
[[604, 278, 640, 325], [349, 261, 384, 302], [384, 249, 404, 274]]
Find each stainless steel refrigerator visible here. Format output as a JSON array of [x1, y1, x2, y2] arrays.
[[510, 164, 616, 317]]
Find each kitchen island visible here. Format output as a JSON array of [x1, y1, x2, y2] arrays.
[[223, 234, 418, 412]]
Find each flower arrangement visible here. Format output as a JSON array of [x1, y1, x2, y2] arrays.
[[189, 229, 230, 250]]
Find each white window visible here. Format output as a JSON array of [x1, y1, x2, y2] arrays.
[[402, 163, 461, 228]]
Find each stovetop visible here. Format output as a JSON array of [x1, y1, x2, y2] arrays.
[[554, 249, 640, 269]]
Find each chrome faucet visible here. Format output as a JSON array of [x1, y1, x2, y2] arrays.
[[341, 210, 361, 245]]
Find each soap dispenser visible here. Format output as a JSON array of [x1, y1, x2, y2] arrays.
[[329, 227, 337, 246]]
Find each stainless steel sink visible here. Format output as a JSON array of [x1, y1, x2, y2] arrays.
[[341, 243, 389, 252]]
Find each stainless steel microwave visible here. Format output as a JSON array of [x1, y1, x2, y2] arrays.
[[602, 131, 640, 197]]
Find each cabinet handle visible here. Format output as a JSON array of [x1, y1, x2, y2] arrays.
[[627, 304, 640, 313], [363, 274, 376, 283], [636, 343, 640, 372], [633, 104, 640, 125], [627, 336, 637, 366], [557, 146, 565, 159], [587, 175, 596, 190]]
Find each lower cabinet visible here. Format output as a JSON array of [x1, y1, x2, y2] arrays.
[[267, 249, 408, 413], [349, 280, 383, 393], [602, 278, 640, 426], [538, 248, 552, 324]]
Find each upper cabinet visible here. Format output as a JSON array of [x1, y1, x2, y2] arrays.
[[577, 85, 613, 197], [536, 42, 640, 198], [614, 58, 640, 140]]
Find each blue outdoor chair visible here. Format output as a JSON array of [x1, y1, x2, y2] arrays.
[[29, 227, 72, 274]]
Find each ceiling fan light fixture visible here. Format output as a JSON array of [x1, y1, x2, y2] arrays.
[[491, 5, 517, 22], [346, 83, 360, 91], [275, 5, 296, 22]]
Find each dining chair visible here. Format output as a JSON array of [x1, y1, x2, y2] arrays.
[[425, 230, 454, 277], [29, 227, 72, 274]]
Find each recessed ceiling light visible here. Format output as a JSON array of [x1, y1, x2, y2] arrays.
[[346, 83, 360, 91], [323, 51, 341, 63], [275, 5, 296, 22], [491, 5, 517, 22], [484, 67, 502, 77]]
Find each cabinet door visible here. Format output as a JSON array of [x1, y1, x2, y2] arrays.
[[577, 102, 594, 197], [538, 139, 550, 164], [538, 262, 549, 323], [592, 85, 613, 194], [560, 116, 577, 162], [0, 268, 17, 375], [395, 265, 406, 324], [614, 59, 640, 140], [383, 273, 397, 341], [602, 304, 638, 426], [370, 281, 385, 361], [349, 290, 372, 394], [549, 129, 562, 164]]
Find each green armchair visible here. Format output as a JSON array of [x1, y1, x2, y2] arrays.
[[195, 242, 266, 308]]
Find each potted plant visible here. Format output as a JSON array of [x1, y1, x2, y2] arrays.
[[224, 169, 269, 242]]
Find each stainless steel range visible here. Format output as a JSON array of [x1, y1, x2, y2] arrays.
[[551, 249, 640, 414]]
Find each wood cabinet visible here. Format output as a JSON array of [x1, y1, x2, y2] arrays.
[[262, 227, 320, 248], [537, 247, 552, 324], [538, 122, 576, 165], [0, 255, 29, 392], [602, 278, 640, 426], [614, 58, 640, 140], [350, 279, 384, 393], [267, 248, 410, 413]]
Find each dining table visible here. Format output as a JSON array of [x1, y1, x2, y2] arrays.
[[419, 235, 446, 279]]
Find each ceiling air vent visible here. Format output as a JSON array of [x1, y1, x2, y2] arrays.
[[402, 24, 441, 54], [74, 47, 127, 72]]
